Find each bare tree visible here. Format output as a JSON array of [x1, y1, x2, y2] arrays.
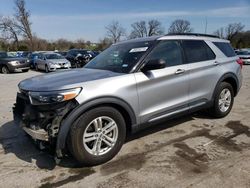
[[213, 27, 224, 38], [0, 16, 20, 49], [225, 23, 244, 40], [129, 19, 164, 39], [148, 20, 164, 36], [14, 0, 33, 50], [105, 21, 126, 43], [168, 19, 193, 34]]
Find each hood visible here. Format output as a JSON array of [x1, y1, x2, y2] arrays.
[[3, 57, 27, 62], [48, 59, 69, 64], [19, 68, 124, 91]]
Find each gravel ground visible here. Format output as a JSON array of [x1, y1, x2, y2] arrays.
[[0, 67, 250, 188]]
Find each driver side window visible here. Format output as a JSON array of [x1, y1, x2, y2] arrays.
[[146, 40, 183, 67]]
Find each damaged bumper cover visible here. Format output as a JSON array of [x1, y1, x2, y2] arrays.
[[13, 91, 78, 153]]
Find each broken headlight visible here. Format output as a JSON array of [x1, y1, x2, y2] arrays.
[[29, 88, 81, 105]]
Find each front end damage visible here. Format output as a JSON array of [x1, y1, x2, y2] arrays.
[[13, 90, 78, 156]]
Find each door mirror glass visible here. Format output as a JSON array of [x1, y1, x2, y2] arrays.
[[141, 59, 166, 72]]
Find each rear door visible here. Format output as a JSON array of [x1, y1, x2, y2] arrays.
[[135, 40, 189, 123], [181, 40, 220, 108]]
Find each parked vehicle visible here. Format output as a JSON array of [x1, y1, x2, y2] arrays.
[[0, 51, 30, 74], [236, 51, 250, 65], [13, 33, 242, 166], [16, 51, 32, 58], [27, 52, 39, 69], [66, 49, 96, 68], [57, 51, 67, 57], [34, 52, 71, 72]]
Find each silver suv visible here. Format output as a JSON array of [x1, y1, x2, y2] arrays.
[[13, 34, 243, 166]]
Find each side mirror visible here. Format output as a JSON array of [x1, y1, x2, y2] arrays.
[[141, 59, 166, 72]]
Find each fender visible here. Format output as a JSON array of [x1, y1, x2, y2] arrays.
[[212, 72, 239, 100], [56, 96, 137, 157]]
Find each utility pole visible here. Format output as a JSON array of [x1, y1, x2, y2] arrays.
[[205, 17, 207, 34]]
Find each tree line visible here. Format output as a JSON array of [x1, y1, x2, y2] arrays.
[[0, 0, 249, 52]]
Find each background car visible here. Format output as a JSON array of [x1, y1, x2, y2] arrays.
[[27, 52, 39, 69], [66, 49, 96, 68], [16, 51, 32, 58], [34, 52, 71, 72], [0, 51, 30, 74], [236, 51, 250, 65], [57, 51, 68, 57]]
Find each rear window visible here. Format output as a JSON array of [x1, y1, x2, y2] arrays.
[[182, 40, 215, 63], [213, 42, 236, 57]]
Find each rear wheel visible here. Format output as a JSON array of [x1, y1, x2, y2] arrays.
[[1, 66, 9, 74], [210, 82, 234, 118], [69, 106, 126, 166]]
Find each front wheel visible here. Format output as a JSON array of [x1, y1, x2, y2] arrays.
[[1, 66, 9, 74], [210, 82, 234, 118], [69, 106, 126, 166]]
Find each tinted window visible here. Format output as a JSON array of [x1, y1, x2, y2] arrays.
[[213, 42, 236, 57], [0, 52, 8, 58], [146, 40, 183, 67], [182, 40, 215, 63]]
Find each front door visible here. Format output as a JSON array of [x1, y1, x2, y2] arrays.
[[134, 40, 189, 123]]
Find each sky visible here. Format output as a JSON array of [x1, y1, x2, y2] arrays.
[[0, 0, 249, 42]]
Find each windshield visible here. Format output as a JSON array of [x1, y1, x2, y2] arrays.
[[0, 52, 8, 58], [85, 41, 154, 73], [45, 53, 64, 59], [237, 51, 250, 55]]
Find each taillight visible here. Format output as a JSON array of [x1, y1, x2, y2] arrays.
[[236, 59, 243, 69]]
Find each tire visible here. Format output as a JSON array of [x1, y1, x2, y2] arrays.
[[1, 66, 10, 74], [22, 69, 29, 72], [45, 65, 49, 73], [210, 82, 234, 118], [69, 106, 126, 166]]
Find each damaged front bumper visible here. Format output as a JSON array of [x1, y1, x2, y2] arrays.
[[13, 91, 78, 153]]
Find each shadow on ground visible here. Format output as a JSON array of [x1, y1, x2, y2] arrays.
[[0, 113, 202, 170]]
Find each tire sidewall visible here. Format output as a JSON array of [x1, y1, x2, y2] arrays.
[[213, 82, 234, 117], [70, 106, 126, 166], [2, 66, 9, 74]]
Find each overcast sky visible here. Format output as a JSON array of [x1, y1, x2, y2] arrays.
[[0, 0, 249, 42]]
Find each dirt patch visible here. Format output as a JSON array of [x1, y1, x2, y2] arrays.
[[173, 142, 209, 174], [41, 175, 56, 183], [39, 168, 95, 188], [97, 172, 131, 188], [100, 152, 146, 176]]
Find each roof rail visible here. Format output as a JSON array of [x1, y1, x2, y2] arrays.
[[165, 33, 220, 38]]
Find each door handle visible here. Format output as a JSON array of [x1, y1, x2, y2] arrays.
[[175, 69, 185, 74], [214, 61, 219, 66]]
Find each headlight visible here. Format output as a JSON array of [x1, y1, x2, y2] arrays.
[[29, 88, 82, 105], [9, 61, 20, 66], [48, 62, 55, 65]]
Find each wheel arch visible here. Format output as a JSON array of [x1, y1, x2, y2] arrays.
[[56, 96, 137, 157], [213, 72, 239, 99]]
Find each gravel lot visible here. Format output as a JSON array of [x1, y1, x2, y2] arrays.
[[0, 67, 250, 188]]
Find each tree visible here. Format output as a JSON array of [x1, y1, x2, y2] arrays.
[[213, 27, 224, 38], [14, 0, 33, 50], [225, 23, 244, 40], [129, 19, 164, 39], [168, 19, 193, 34], [105, 21, 126, 43], [0, 16, 20, 49]]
